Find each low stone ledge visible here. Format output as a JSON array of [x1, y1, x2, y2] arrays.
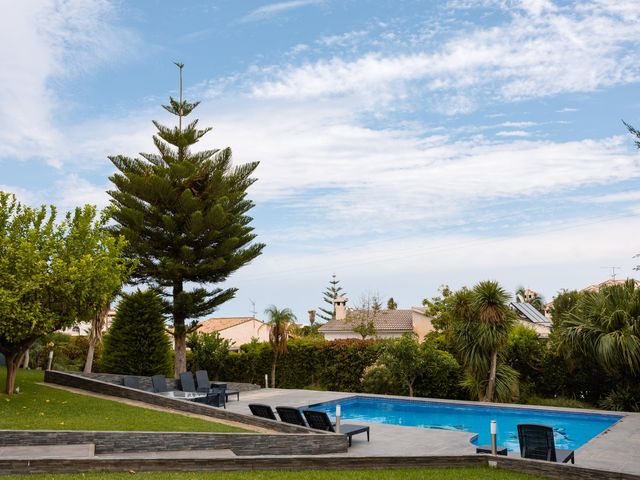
[[44, 370, 324, 435], [0, 430, 346, 457]]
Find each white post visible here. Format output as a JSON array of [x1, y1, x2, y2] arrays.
[[264, 374, 268, 389], [335, 404, 341, 433], [490, 420, 497, 455]]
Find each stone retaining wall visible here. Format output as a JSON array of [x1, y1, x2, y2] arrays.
[[0, 455, 638, 479], [44, 370, 325, 435], [0, 430, 344, 456]]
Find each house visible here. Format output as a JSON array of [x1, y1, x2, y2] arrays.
[[196, 317, 270, 351], [59, 309, 116, 337], [509, 302, 551, 337], [318, 297, 433, 341]]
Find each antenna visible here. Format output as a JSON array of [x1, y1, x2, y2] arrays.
[[249, 299, 257, 318], [600, 266, 621, 280]]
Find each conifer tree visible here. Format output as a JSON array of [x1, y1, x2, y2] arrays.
[[101, 290, 172, 376], [318, 274, 345, 321], [108, 64, 264, 377]]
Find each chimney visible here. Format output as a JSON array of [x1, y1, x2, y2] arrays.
[[334, 296, 347, 320], [308, 309, 316, 325]]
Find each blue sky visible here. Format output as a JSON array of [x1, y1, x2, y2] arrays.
[[2, 0, 640, 322]]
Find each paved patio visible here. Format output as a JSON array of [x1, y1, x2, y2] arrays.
[[226, 388, 640, 475]]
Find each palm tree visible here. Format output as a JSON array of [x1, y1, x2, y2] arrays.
[[560, 279, 640, 378], [451, 281, 517, 402], [264, 305, 297, 388]]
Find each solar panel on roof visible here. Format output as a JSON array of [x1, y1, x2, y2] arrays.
[[510, 302, 550, 324]]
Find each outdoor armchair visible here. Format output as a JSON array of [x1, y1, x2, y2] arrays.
[[195, 370, 240, 402], [249, 403, 278, 420], [517, 424, 575, 464], [302, 409, 370, 447], [275, 406, 307, 427]]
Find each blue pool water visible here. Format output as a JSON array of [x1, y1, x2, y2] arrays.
[[309, 396, 622, 452]]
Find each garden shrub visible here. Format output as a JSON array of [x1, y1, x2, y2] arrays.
[[187, 331, 231, 380], [101, 290, 172, 376], [361, 364, 403, 395], [316, 339, 383, 392], [414, 340, 464, 399]]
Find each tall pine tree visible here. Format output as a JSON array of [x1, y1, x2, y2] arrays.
[[317, 274, 345, 321], [108, 64, 264, 377]]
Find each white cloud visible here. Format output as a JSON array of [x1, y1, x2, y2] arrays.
[[250, 1, 640, 109], [586, 191, 640, 204], [0, 0, 136, 164], [556, 107, 578, 113], [54, 174, 110, 210], [242, 0, 324, 22], [496, 130, 530, 137]]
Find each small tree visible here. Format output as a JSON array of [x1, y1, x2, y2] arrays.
[[264, 305, 297, 387], [450, 281, 517, 402], [387, 297, 398, 310], [318, 274, 345, 321], [101, 290, 172, 376], [0, 194, 131, 394], [187, 331, 232, 380], [382, 333, 424, 397], [347, 293, 381, 339]]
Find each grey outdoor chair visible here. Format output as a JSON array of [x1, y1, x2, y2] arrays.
[[123, 375, 141, 389], [151, 375, 170, 393], [195, 370, 240, 402], [302, 409, 370, 447], [275, 406, 307, 427], [517, 424, 575, 464], [249, 404, 278, 420], [181, 371, 225, 408]]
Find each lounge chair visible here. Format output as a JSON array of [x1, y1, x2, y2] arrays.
[[303, 409, 370, 447], [195, 370, 240, 402], [180, 371, 225, 408], [517, 424, 575, 464], [151, 374, 170, 393], [249, 404, 277, 420], [275, 406, 307, 427]]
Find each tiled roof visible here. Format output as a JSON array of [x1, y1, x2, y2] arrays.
[[319, 309, 418, 332], [197, 317, 264, 333], [581, 279, 638, 293]]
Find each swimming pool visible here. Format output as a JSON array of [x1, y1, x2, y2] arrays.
[[308, 396, 622, 451]]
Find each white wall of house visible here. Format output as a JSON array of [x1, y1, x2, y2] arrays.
[[219, 319, 270, 350], [411, 311, 434, 341]]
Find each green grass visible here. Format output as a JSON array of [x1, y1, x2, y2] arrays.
[[0, 368, 247, 432], [0, 467, 546, 480], [523, 395, 593, 410]]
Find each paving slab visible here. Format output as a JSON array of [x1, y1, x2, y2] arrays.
[[0, 443, 95, 459]]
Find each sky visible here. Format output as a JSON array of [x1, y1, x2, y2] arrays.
[[2, 0, 640, 323]]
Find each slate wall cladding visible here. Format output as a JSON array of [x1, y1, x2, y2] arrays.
[[44, 370, 317, 435], [0, 455, 637, 479], [0, 430, 345, 456]]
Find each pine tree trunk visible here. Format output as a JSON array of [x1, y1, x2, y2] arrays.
[[484, 349, 498, 402], [172, 282, 188, 379], [408, 382, 414, 397]]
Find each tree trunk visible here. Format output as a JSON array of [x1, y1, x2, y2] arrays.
[[84, 304, 110, 374], [271, 351, 278, 388], [408, 382, 414, 398], [484, 349, 498, 402], [4, 350, 26, 395], [172, 282, 187, 379], [22, 349, 30, 369]]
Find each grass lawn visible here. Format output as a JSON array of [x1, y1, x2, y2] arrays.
[[0, 368, 247, 432], [1, 467, 546, 480]]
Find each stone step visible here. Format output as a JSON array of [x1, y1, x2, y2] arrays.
[[0, 443, 95, 459]]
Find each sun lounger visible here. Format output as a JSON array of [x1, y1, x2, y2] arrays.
[[195, 370, 240, 402], [180, 371, 225, 408], [302, 409, 370, 447], [249, 403, 278, 420], [275, 406, 308, 426]]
